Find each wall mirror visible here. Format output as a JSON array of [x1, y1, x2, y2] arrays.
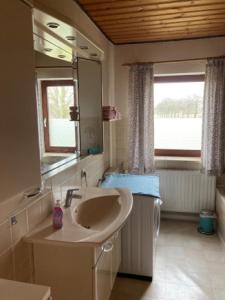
[[35, 51, 79, 175], [33, 9, 104, 175]]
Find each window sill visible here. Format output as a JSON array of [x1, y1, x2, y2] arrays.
[[155, 156, 201, 170]]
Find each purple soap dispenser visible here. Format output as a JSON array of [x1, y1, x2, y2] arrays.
[[53, 200, 63, 229]]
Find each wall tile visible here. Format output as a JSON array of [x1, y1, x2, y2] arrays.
[[42, 177, 52, 192], [27, 200, 42, 231], [41, 193, 53, 219], [61, 176, 81, 205], [13, 240, 33, 283], [0, 249, 13, 279], [51, 183, 62, 203], [11, 210, 28, 245], [0, 219, 12, 256]]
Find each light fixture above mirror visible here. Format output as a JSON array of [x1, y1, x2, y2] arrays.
[[33, 8, 104, 63]]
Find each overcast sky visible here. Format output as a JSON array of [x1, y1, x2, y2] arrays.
[[154, 82, 204, 105]]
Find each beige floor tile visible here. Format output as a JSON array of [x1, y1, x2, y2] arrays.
[[203, 249, 225, 263], [207, 261, 225, 275], [213, 288, 225, 300], [211, 273, 225, 289], [111, 219, 224, 300], [157, 245, 186, 260]]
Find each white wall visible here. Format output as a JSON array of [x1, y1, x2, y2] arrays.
[[114, 37, 225, 167], [0, 0, 41, 203]]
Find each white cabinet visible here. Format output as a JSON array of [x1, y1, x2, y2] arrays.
[[112, 231, 121, 285], [94, 240, 113, 300], [31, 230, 121, 300], [0, 0, 41, 202], [94, 232, 121, 300]]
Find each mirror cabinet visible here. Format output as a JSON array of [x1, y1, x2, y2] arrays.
[[33, 8, 104, 175]]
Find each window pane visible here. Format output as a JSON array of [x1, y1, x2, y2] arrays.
[[47, 85, 75, 148], [154, 81, 204, 150]]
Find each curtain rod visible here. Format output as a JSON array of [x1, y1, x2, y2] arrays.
[[36, 66, 76, 69], [122, 55, 225, 66]]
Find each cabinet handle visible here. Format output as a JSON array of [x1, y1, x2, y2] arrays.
[[44, 117, 47, 128], [156, 201, 161, 237], [102, 241, 113, 253]]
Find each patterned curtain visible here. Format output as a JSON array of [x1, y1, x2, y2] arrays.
[[201, 57, 225, 175], [128, 63, 155, 174]]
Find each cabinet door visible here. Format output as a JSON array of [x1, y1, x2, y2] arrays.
[[112, 231, 121, 286], [0, 0, 41, 202], [94, 240, 113, 300]]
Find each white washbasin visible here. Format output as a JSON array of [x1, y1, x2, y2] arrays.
[[75, 195, 121, 231], [25, 187, 133, 246]]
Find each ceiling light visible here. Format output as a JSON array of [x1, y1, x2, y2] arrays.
[[90, 53, 97, 57], [58, 54, 66, 59], [80, 45, 88, 50], [47, 22, 60, 29], [66, 36, 76, 41]]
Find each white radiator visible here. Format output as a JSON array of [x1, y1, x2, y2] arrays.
[[156, 170, 216, 213]]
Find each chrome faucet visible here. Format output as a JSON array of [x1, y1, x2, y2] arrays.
[[64, 188, 82, 208]]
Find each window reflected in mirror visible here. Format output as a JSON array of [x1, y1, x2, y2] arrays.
[[41, 80, 77, 153]]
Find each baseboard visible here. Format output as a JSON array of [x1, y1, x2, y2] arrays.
[[161, 211, 199, 222], [117, 272, 152, 282]]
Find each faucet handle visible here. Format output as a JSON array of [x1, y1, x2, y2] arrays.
[[67, 188, 80, 192], [66, 188, 80, 196], [64, 188, 80, 208], [66, 188, 79, 198]]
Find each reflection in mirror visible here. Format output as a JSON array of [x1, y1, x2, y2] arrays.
[[77, 58, 103, 156], [35, 51, 79, 175]]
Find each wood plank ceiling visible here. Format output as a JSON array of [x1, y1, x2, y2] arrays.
[[76, 0, 225, 44]]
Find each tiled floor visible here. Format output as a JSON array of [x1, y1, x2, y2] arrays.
[[110, 219, 225, 300]]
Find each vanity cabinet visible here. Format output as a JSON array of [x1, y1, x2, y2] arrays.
[[94, 232, 121, 300], [112, 231, 121, 285], [94, 241, 113, 300], [31, 230, 121, 300]]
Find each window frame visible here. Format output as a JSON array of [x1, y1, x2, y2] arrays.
[[154, 74, 205, 157], [41, 80, 77, 153]]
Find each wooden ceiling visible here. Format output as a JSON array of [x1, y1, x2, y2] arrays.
[[76, 0, 225, 44]]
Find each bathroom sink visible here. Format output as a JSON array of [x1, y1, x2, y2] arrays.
[[24, 187, 133, 245], [75, 195, 121, 230]]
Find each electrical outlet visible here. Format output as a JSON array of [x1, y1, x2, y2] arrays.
[[11, 216, 17, 225], [81, 169, 87, 178]]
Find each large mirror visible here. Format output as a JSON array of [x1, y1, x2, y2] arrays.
[[33, 9, 104, 175], [35, 51, 79, 175], [77, 58, 103, 156]]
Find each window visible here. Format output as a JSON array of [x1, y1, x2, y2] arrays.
[[41, 80, 77, 153], [154, 75, 204, 157]]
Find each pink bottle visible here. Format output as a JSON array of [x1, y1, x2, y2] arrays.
[[53, 200, 63, 229]]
